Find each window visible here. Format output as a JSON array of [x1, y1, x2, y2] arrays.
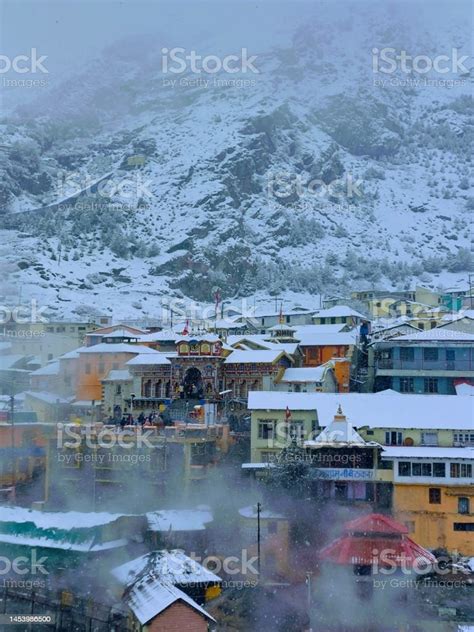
[[400, 347, 414, 361], [258, 420, 276, 440], [46, 327, 54, 333], [400, 378, 414, 393], [385, 431, 403, 446], [85, 363, 91, 375], [330, 317, 336, 324], [453, 523, 474, 531], [47, 353, 53, 361], [410, 462, 431, 476], [320, 317, 326, 324], [267, 521, 278, 534], [424, 378, 438, 393], [116, 385, 122, 395], [335, 482, 348, 500], [98, 362, 105, 374], [422, 432, 438, 446], [288, 421, 305, 444], [56, 326, 66, 332], [423, 348, 438, 362], [458, 497, 470, 515], [454, 432, 474, 446], [399, 462, 411, 476], [429, 488, 441, 504], [433, 462, 446, 477], [450, 463, 472, 478]]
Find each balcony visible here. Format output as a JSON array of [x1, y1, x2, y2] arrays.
[[376, 358, 474, 372]]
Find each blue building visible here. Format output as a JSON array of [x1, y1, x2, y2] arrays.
[[372, 329, 474, 394]]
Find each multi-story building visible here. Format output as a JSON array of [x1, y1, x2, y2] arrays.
[[381, 446, 473, 555], [246, 391, 473, 554], [246, 391, 473, 462], [48, 422, 230, 511], [371, 328, 474, 394]]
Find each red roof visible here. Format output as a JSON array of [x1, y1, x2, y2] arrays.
[[344, 513, 408, 535], [318, 534, 436, 568]]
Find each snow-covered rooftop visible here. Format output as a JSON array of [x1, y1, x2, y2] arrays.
[[79, 343, 157, 354], [381, 446, 474, 460], [24, 391, 72, 404], [30, 361, 60, 376], [295, 331, 357, 347], [101, 329, 141, 338], [146, 507, 213, 532], [126, 353, 172, 366], [247, 391, 474, 430], [281, 367, 328, 383], [0, 506, 133, 529], [125, 580, 214, 626], [103, 369, 132, 381], [455, 382, 474, 396], [312, 305, 367, 319], [224, 349, 288, 364], [112, 550, 221, 588], [394, 329, 474, 342]]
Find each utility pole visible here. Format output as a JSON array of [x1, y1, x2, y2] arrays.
[[9, 394, 15, 503], [256, 502, 261, 579], [469, 274, 474, 309], [306, 571, 314, 631]]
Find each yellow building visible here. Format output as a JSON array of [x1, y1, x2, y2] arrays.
[[247, 391, 473, 463], [382, 446, 473, 555]]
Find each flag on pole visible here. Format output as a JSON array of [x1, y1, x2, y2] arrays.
[[182, 320, 189, 335], [214, 288, 221, 317], [279, 302, 284, 324], [285, 406, 292, 421]]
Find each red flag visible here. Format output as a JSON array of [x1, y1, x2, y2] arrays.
[[182, 320, 189, 335], [285, 406, 292, 421]]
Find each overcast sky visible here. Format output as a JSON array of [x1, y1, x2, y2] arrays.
[[0, 0, 471, 110]]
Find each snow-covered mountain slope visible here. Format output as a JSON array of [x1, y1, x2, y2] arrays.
[[0, 6, 472, 320]]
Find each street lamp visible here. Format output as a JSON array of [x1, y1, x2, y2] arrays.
[[130, 393, 136, 423], [219, 389, 232, 423]]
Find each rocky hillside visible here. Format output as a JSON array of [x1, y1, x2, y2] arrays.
[[0, 7, 472, 319]]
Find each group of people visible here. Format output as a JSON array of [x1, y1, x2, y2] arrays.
[[108, 411, 169, 429]]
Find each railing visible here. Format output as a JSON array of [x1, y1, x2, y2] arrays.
[[377, 358, 474, 371]]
